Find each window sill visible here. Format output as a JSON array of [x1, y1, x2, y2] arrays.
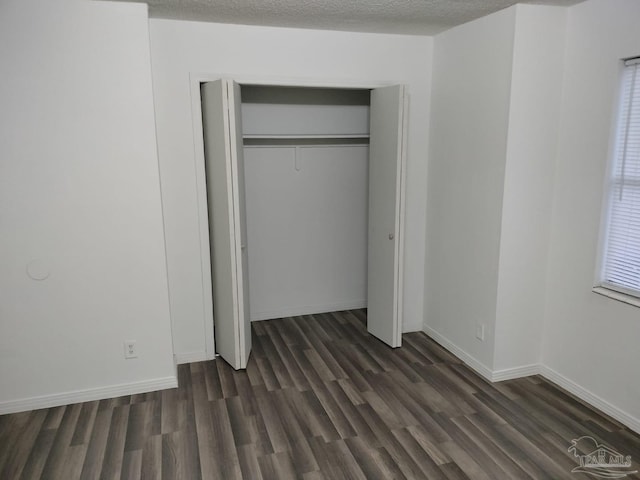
[[592, 286, 640, 308]]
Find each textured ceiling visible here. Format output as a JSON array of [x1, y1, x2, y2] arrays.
[[121, 0, 584, 35]]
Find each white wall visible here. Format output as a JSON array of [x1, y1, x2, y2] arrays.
[[148, 20, 433, 359], [541, 0, 640, 426], [493, 5, 567, 372], [245, 146, 369, 320], [0, 0, 175, 412], [425, 7, 517, 369], [425, 0, 640, 431]]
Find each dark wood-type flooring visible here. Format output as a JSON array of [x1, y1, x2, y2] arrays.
[[1, 309, 640, 479]]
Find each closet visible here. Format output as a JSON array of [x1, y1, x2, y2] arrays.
[[242, 86, 370, 323], [201, 79, 406, 370]]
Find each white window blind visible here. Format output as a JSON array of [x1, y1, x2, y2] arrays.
[[601, 58, 640, 297]]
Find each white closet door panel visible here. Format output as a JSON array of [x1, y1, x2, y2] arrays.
[[367, 85, 406, 348], [244, 146, 369, 320], [201, 79, 251, 370], [228, 80, 251, 368]]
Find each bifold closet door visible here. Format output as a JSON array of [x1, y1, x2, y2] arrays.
[[201, 79, 251, 370], [367, 85, 406, 348]]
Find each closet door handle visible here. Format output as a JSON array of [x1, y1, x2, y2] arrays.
[[388, 233, 394, 240]]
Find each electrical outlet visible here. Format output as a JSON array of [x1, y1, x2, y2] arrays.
[[475, 324, 485, 342], [124, 340, 138, 359]]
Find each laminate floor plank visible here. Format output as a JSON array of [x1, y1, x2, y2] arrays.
[[307, 437, 350, 480], [202, 361, 224, 402], [19, 428, 56, 480], [139, 435, 162, 480], [78, 408, 113, 480], [322, 342, 372, 393], [440, 461, 473, 480], [264, 327, 311, 393], [161, 428, 203, 480], [324, 381, 380, 447], [216, 360, 239, 399], [440, 440, 494, 480], [271, 390, 319, 475], [121, 449, 143, 480], [207, 399, 241, 479], [258, 329, 295, 389], [448, 415, 532, 480], [71, 401, 99, 447], [124, 402, 151, 453], [41, 403, 83, 480], [59, 444, 88, 480], [41, 407, 66, 432], [99, 404, 130, 480], [391, 427, 449, 480], [299, 390, 342, 443], [405, 424, 450, 465], [355, 403, 428, 479], [236, 444, 263, 480], [464, 412, 561, 480], [2, 410, 48, 480], [2, 309, 639, 479]]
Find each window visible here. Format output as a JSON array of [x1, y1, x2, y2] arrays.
[[599, 57, 640, 299]]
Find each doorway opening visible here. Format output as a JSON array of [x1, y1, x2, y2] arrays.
[[198, 79, 406, 369]]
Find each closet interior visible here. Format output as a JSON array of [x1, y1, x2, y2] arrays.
[[240, 86, 372, 322]]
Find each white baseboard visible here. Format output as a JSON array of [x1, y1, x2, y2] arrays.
[[423, 325, 494, 381], [251, 300, 367, 322], [492, 364, 540, 382], [422, 326, 640, 435], [0, 376, 178, 415], [174, 351, 212, 365], [539, 365, 640, 435]]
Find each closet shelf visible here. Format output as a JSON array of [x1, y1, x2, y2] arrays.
[[243, 133, 370, 140]]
